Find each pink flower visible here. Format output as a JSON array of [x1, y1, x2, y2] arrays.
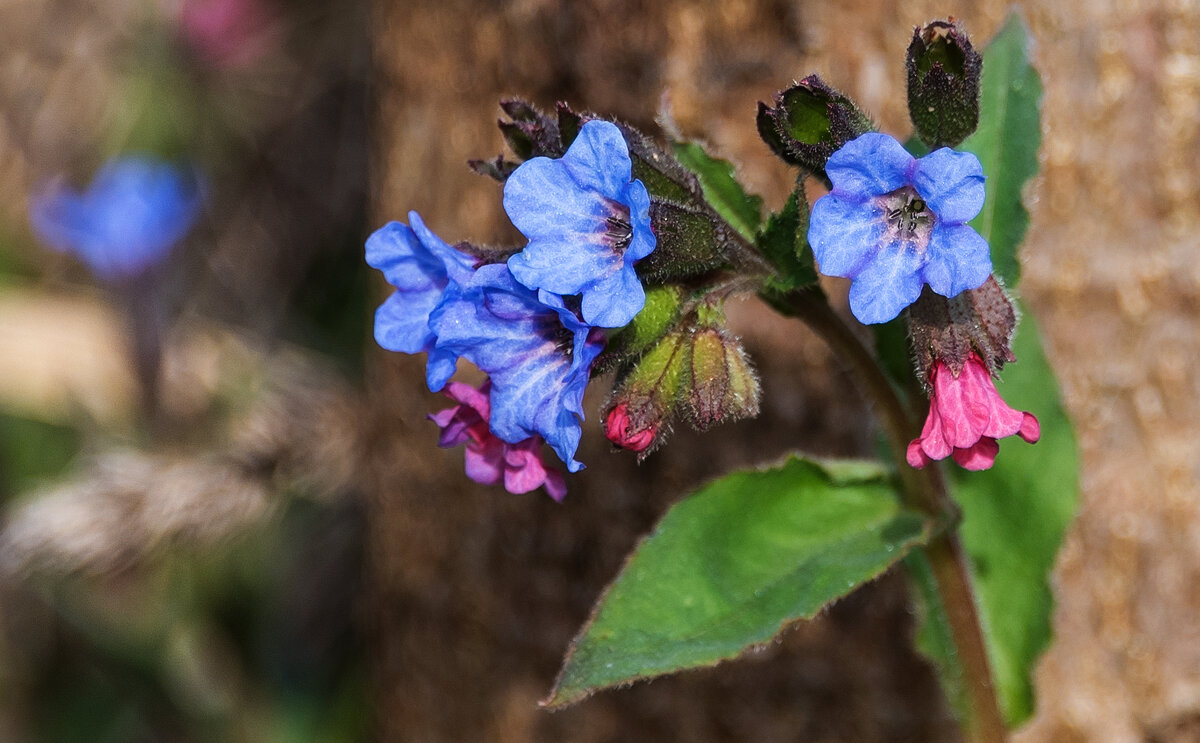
[[429, 380, 567, 501], [603, 402, 657, 453], [179, 0, 277, 70], [907, 353, 1041, 471]]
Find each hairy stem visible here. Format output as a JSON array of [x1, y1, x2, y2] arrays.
[[778, 289, 1007, 743]]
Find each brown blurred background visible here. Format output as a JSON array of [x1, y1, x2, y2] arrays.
[[1, 0, 1198, 741]]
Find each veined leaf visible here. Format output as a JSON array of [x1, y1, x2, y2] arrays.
[[547, 456, 931, 707]]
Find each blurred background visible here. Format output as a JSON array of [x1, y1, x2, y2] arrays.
[[1, 0, 1198, 741]]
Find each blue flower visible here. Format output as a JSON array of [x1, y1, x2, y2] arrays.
[[366, 211, 476, 391], [503, 119, 655, 328], [29, 155, 202, 280], [429, 264, 605, 472], [808, 132, 991, 324]]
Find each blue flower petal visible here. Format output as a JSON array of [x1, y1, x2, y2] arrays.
[[912, 148, 986, 224], [426, 349, 459, 392], [622, 179, 656, 261], [408, 211, 476, 284], [826, 133, 914, 197], [808, 192, 885, 278], [365, 222, 443, 291], [921, 223, 992, 298], [374, 290, 440, 355], [504, 159, 606, 245], [581, 267, 645, 328], [847, 242, 926, 324], [559, 120, 633, 197]]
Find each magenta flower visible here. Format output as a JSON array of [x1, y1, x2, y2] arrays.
[[429, 380, 567, 501], [907, 353, 1041, 471]]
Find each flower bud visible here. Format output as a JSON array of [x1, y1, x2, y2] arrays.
[[604, 330, 690, 458], [906, 276, 1017, 382], [756, 74, 874, 178], [906, 19, 983, 148], [604, 402, 657, 453], [683, 326, 760, 431]]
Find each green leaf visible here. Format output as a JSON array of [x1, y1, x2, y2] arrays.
[[547, 456, 932, 707], [959, 14, 1043, 287], [670, 140, 763, 242], [950, 308, 1078, 725], [756, 186, 819, 295]]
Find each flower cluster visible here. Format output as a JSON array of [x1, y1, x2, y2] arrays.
[[367, 120, 655, 499], [29, 155, 202, 281]]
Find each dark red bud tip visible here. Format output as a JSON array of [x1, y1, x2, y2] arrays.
[[604, 403, 657, 453]]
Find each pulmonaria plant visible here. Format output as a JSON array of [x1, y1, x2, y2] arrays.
[[29, 155, 202, 281], [369, 18, 1070, 743], [368, 118, 657, 497]]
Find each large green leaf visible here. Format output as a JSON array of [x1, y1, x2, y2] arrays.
[[671, 140, 763, 242], [547, 456, 931, 707], [959, 14, 1043, 286], [950, 309, 1078, 725]]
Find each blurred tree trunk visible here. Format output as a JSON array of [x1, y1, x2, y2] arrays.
[[364, 1, 1200, 742]]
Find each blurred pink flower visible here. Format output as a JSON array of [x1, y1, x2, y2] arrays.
[[179, 0, 276, 69]]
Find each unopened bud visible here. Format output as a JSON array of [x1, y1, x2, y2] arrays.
[[906, 276, 1017, 383], [906, 19, 982, 148], [604, 402, 657, 453], [605, 330, 690, 458], [683, 327, 760, 431], [756, 74, 874, 178]]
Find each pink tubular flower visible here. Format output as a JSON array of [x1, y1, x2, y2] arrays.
[[429, 380, 567, 501], [907, 353, 1041, 471]]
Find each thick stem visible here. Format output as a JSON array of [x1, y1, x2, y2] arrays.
[[778, 289, 1006, 743]]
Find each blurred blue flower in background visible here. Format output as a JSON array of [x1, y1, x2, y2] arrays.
[[29, 155, 202, 281]]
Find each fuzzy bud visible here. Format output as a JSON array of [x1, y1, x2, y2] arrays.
[[683, 327, 761, 431], [604, 330, 690, 458], [756, 74, 874, 178], [604, 402, 658, 453], [906, 19, 983, 148], [906, 276, 1017, 382]]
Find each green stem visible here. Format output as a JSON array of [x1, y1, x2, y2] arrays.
[[778, 289, 1006, 743]]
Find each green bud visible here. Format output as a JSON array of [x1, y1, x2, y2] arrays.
[[756, 74, 874, 178], [682, 326, 761, 432], [906, 19, 983, 148]]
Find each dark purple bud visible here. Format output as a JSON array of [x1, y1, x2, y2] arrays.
[[906, 19, 983, 148]]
